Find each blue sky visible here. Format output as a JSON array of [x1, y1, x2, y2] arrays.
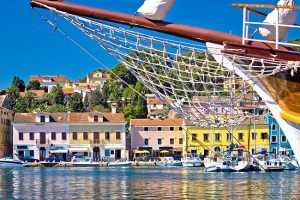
[[0, 0, 287, 88]]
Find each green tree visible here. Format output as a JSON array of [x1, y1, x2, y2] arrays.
[[13, 97, 27, 113], [47, 104, 68, 113], [111, 63, 137, 85], [83, 95, 89, 111], [68, 92, 84, 112], [27, 80, 41, 90], [78, 76, 87, 83], [51, 85, 65, 105], [24, 91, 36, 109], [11, 76, 25, 92], [90, 90, 102, 108], [7, 88, 20, 108]]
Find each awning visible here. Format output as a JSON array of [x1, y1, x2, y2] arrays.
[[160, 150, 169, 153], [159, 147, 173, 150], [68, 148, 89, 152], [134, 150, 150, 154], [50, 149, 68, 154], [17, 145, 28, 149]]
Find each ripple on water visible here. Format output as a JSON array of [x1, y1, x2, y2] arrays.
[[0, 167, 299, 199]]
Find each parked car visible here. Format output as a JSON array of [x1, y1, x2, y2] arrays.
[[20, 156, 39, 162], [45, 155, 63, 162], [71, 154, 87, 162], [140, 155, 161, 162]]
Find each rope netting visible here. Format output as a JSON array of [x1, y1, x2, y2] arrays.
[[32, 2, 297, 127]]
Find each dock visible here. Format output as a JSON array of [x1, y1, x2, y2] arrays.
[[24, 161, 157, 167]]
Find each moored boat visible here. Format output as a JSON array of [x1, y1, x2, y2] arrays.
[[157, 157, 182, 166], [0, 155, 25, 167], [181, 154, 202, 167], [108, 161, 131, 167]]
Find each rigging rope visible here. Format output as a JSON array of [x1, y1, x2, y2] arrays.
[[32, 4, 294, 199]]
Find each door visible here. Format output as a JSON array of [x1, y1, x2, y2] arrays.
[[93, 132, 99, 144], [39, 147, 46, 161], [115, 149, 121, 160], [40, 132, 46, 144], [93, 147, 100, 161]]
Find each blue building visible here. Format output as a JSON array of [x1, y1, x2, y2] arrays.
[[264, 114, 293, 156]]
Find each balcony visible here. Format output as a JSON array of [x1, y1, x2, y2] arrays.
[[36, 139, 51, 146], [90, 139, 123, 145]]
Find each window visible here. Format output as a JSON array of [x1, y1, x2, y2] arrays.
[[94, 115, 98, 122], [144, 127, 149, 131], [116, 131, 121, 140], [83, 132, 88, 140], [282, 135, 287, 142], [51, 132, 56, 140], [144, 138, 149, 145], [105, 131, 110, 140], [30, 150, 34, 157], [62, 132, 67, 140], [73, 132, 78, 140], [29, 132, 34, 141], [19, 132, 23, 141], [6, 119, 10, 126], [170, 138, 175, 145], [227, 133, 232, 141], [157, 127, 162, 131], [192, 134, 197, 141], [170, 127, 174, 131], [203, 133, 209, 141], [252, 132, 256, 140], [272, 124, 276, 131], [271, 135, 277, 143], [179, 127, 183, 131], [110, 150, 115, 155], [179, 138, 183, 145], [272, 148, 277, 154], [158, 138, 162, 145], [261, 132, 268, 140], [40, 116, 45, 123], [238, 133, 243, 140], [215, 133, 220, 142], [105, 149, 110, 157]]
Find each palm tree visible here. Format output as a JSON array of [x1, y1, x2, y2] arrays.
[[24, 91, 36, 109]]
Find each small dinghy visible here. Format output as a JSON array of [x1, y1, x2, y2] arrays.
[[108, 161, 131, 167]]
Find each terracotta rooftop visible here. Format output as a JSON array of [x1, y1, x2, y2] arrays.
[[130, 118, 183, 126], [75, 83, 99, 87], [20, 90, 45, 98], [88, 72, 111, 78], [63, 88, 75, 95], [147, 97, 164, 105], [30, 76, 67, 82], [14, 112, 125, 123]]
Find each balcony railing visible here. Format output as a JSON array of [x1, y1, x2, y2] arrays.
[[36, 139, 51, 145], [90, 139, 123, 145]]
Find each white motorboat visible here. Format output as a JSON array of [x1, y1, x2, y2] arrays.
[[181, 154, 202, 167], [108, 161, 131, 167], [279, 156, 299, 170], [232, 160, 251, 172], [157, 157, 182, 166], [0, 155, 25, 167]]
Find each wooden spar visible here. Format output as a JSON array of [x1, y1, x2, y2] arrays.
[[232, 3, 300, 9], [30, 0, 289, 50], [30, 0, 243, 45]]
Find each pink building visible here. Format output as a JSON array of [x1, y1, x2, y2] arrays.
[[130, 118, 183, 155], [13, 113, 69, 161]]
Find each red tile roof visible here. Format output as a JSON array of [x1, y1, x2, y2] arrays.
[[130, 118, 183, 126], [63, 88, 75, 95], [30, 76, 67, 82], [20, 90, 45, 98], [14, 112, 125, 123]]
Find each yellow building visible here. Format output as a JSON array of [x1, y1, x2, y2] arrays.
[[183, 117, 269, 157], [68, 110, 127, 161], [0, 95, 13, 158]]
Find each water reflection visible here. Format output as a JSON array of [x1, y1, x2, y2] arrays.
[[0, 167, 299, 199]]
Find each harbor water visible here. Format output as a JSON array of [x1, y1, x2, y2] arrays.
[[0, 167, 299, 199]]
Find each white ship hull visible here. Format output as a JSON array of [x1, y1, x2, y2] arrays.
[[207, 42, 300, 164]]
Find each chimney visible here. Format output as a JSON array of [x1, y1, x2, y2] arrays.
[[111, 103, 117, 114]]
